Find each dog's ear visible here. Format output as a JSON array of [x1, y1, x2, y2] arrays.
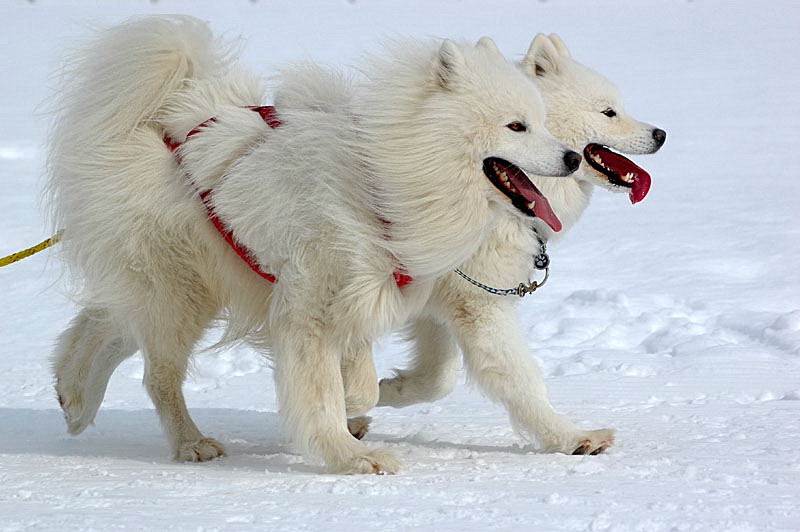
[[476, 36, 503, 59], [436, 39, 467, 89], [548, 33, 571, 57], [522, 34, 561, 77]]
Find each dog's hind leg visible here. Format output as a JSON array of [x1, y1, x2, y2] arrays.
[[377, 317, 461, 408], [53, 308, 138, 435], [131, 277, 225, 462], [446, 300, 614, 456]]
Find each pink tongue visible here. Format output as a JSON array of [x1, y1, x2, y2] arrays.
[[532, 194, 562, 232], [509, 172, 563, 232]]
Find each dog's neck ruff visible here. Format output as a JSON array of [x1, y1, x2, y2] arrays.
[[164, 106, 412, 288]]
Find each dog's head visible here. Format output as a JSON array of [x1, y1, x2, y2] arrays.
[[425, 38, 586, 231], [521, 34, 666, 204]]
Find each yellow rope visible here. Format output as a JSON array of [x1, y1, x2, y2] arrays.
[[0, 231, 63, 267]]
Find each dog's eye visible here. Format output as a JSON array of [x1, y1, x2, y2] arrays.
[[506, 121, 527, 132], [602, 108, 617, 118]]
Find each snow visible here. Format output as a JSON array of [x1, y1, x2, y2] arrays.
[[1, 1, 799, 530]]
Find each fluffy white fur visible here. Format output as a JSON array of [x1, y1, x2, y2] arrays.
[[356, 34, 665, 454], [47, 17, 580, 473]]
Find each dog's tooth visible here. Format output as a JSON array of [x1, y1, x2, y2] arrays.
[[527, 201, 535, 210], [592, 154, 610, 170]]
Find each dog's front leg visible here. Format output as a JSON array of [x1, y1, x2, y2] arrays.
[[341, 341, 379, 419], [273, 325, 400, 474], [344, 317, 461, 440], [341, 342, 379, 440], [448, 300, 614, 455], [377, 317, 461, 408]]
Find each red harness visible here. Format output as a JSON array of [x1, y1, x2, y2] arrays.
[[164, 106, 412, 287]]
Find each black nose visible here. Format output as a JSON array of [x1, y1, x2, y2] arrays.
[[652, 128, 667, 148], [563, 150, 581, 172]]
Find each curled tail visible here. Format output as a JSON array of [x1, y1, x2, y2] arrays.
[[51, 16, 225, 144]]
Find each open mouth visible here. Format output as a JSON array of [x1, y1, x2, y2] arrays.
[[483, 157, 562, 232], [584, 144, 652, 204]]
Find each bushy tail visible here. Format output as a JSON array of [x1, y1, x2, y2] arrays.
[[51, 15, 225, 143], [46, 16, 231, 227]]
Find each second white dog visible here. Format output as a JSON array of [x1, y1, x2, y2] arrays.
[[347, 34, 666, 454]]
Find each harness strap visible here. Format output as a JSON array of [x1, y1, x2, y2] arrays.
[[165, 106, 279, 282], [198, 189, 276, 283], [165, 105, 412, 287]]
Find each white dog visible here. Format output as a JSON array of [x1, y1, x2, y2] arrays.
[[346, 34, 666, 454], [48, 16, 580, 473]]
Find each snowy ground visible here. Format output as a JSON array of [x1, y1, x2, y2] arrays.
[[1, 1, 799, 530]]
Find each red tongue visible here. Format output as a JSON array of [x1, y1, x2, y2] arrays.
[[629, 170, 651, 204], [508, 172, 563, 232], [590, 146, 652, 204]]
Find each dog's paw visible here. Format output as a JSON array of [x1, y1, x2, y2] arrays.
[[377, 375, 410, 407], [569, 429, 615, 455], [378, 375, 401, 393], [55, 384, 90, 435], [332, 449, 401, 475], [540, 428, 615, 456], [175, 438, 227, 462], [347, 416, 372, 440]]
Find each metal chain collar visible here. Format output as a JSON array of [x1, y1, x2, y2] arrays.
[[453, 227, 550, 298]]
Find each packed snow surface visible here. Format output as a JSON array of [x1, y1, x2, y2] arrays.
[[1, 1, 798, 530]]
